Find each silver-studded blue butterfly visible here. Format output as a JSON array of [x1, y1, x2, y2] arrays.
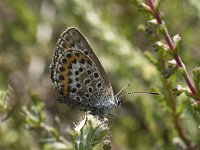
[[50, 27, 121, 116]]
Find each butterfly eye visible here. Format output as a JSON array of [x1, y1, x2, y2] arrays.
[[117, 99, 121, 106]]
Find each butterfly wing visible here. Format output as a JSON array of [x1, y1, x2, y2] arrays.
[[50, 28, 116, 115], [50, 27, 112, 91]]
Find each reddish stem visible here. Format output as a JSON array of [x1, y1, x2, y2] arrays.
[[173, 54, 197, 97], [173, 113, 192, 150], [148, 0, 198, 100], [147, 0, 195, 149]]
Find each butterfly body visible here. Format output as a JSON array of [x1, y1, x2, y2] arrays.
[[50, 27, 120, 116]]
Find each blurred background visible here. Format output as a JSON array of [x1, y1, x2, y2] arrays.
[[0, 0, 200, 149]]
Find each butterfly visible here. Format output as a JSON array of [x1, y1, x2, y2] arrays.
[[50, 27, 121, 116]]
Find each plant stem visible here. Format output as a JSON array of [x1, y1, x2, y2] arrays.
[[147, 0, 195, 149], [147, 0, 199, 101], [164, 80, 193, 149]]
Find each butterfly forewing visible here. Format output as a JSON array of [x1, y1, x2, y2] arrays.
[[59, 28, 111, 87]]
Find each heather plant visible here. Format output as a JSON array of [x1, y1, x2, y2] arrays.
[[0, 0, 200, 150]]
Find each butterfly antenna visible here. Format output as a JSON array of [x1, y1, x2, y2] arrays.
[[116, 83, 131, 97], [118, 91, 160, 104], [124, 91, 160, 96]]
